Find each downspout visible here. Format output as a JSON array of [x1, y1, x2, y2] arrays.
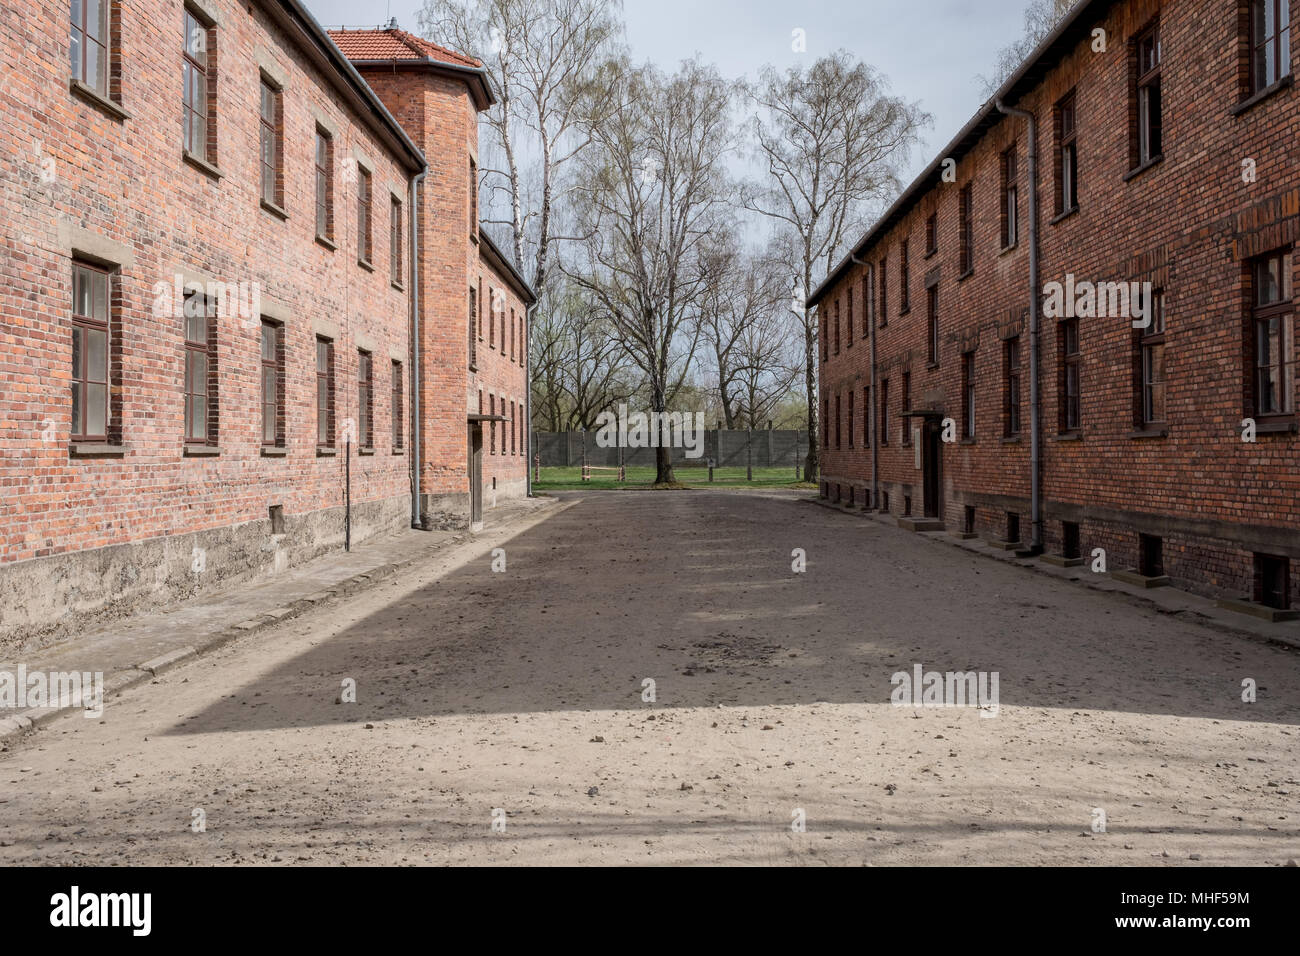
[[525, 299, 538, 497], [409, 168, 427, 529], [996, 98, 1043, 553], [849, 252, 877, 510]]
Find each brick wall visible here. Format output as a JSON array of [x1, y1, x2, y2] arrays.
[[0, 0, 419, 645], [816, 0, 1299, 606]]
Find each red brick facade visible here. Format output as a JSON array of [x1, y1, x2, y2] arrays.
[[0, 4, 529, 646], [812, 0, 1299, 612], [334, 28, 533, 529]]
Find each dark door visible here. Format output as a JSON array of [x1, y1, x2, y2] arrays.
[[922, 419, 942, 519], [469, 423, 483, 527]]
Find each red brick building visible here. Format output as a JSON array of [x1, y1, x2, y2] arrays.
[[811, 0, 1298, 618], [330, 27, 534, 530], [0, 3, 530, 647]]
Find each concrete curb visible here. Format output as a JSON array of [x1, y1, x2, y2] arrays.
[[1, 498, 563, 749], [803, 496, 1300, 652]]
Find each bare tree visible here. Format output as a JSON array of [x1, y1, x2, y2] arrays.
[[418, 0, 623, 292], [977, 0, 1075, 95], [745, 51, 928, 480], [567, 58, 737, 484]]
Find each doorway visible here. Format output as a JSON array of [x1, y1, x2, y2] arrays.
[[469, 422, 483, 529], [922, 418, 942, 519]]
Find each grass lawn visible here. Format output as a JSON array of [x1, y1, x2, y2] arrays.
[[533, 465, 817, 491]]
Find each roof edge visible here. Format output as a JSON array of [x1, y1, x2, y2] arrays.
[[478, 229, 537, 305], [807, 0, 1113, 308]]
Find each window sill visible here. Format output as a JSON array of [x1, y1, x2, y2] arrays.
[[1252, 417, 1299, 435], [925, 361, 939, 370], [1230, 75, 1293, 116], [899, 308, 910, 318], [923, 248, 936, 260], [959, 438, 976, 446], [359, 447, 375, 456], [183, 150, 224, 181], [1123, 154, 1164, 182], [183, 444, 221, 456], [69, 442, 127, 458], [999, 242, 1018, 256], [357, 258, 375, 272], [392, 448, 405, 455], [315, 235, 337, 251], [1128, 426, 1169, 439], [957, 268, 974, 282], [391, 280, 405, 292], [316, 446, 337, 457], [261, 198, 289, 221], [261, 446, 289, 457], [1050, 206, 1079, 226], [70, 80, 129, 121], [1001, 435, 1022, 444], [1049, 432, 1082, 442]]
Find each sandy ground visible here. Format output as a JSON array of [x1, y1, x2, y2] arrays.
[[1, 489, 1297, 866]]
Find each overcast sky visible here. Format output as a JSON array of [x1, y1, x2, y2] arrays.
[[304, 0, 1030, 184]]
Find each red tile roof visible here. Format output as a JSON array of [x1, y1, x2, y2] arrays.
[[328, 27, 481, 69]]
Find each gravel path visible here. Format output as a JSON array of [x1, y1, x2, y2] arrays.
[[2, 490, 1297, 865]]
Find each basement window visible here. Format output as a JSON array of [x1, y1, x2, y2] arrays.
[[1006, 512, 1020, 544], [1062, 521, 1081, 560], [269, 504, 285, 535], [1254, 553, 1290, 610], [1138, 533, 1164, 577], [964, 506, 976, 535]]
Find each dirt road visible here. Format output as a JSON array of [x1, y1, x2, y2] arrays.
[[1, 490, 1297, 865]]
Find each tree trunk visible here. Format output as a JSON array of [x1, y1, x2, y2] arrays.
[[803, 304, 818, 482]]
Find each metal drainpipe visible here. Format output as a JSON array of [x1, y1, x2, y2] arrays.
[[409, 169, 427, 529], [848, 252, 877, 510], [995, 98, 1043, 553], [525, 299, 538, 497]]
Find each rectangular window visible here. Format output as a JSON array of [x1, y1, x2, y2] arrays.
[[879, 257, 888, 327], [959, 184, 974, 274], [468, 285, 478, 370], [182, 8, 214, 162], [822, 396, 829, 447], [1251, 0, 1292, 92], [880, 379, 889, 445], [821, 311, 828, 363], [469, 157, 478, 237], [1139, 533, 1165, 578], [509, 308, 516, 361], [927, 286, 940, 365], [390, 196, 403, 285], [962, 350, 976, 439], [71, 263, 110, 441], [1252, 249, 1295, 416], [358, 350, 373, 448], [834, 393, 842, 448], [925, 213, 937, 256], [1001, 145, 1018, 248], [490, 394, 497, 454], [846, 287, 854, 346], [519, 310, 526, 367], [901, 372, 911, 444], [490, 288, 497, 348], [833, 299, 841, 354], [900, 240, 910, 313], [847, 390, 854, 448], [260, 321, 283, 446], [316, 337, 334, 447], [259, 78, 282, 207], [1061, 318, 1082, 432], [357, 166, 373, 265], [183, 293, 214, 443], [392, 360, 403, 450], [1135, 22, 1163, 165], [511, 400, 517, 455], [71, 0, 109, 94], [1004, 337, 1022, 437], [1056, 92, 1078, 214], [863, 386, 871, 445], [315, 129, 333, 241], [1140, 289, 1166, 425], [1062, 521, 1081, 560]]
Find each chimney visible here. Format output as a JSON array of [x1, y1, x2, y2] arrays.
[[387, 17, 398, 30]]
